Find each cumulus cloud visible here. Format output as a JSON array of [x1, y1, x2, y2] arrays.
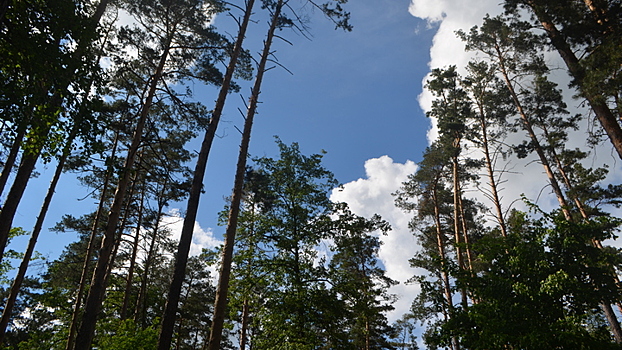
[[409, 0, 502, 143], [331, 156, 420, 322], [161, 209, 223, 257]]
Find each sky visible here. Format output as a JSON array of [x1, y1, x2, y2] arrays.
[[7, 0, 622, 335]]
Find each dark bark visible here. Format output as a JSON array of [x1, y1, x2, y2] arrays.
[[134, 199, 165, 326], [206, 1, 282, 348], [0, 129, 75, 342], [156, 0, 256, 347], [0, 126, 26, 199], [239, 299, 249, 350], [0, 0, 110, 267], [120, 186, 146, 320], [0, 149, 40, 263], [603, 302, 622, 343]]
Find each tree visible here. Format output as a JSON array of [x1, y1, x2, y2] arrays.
[[73, 0, 230, 347], [329, 204, 396, 350], [438, 210, 622, 349], [504, 0, 622, 159]]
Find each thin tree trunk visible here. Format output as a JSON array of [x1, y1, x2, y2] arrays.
[[536, 111, 622, 316], [451, 151, 468, 308], [476, 103, 508, 236], [134, 199, 165, 326], [0, 0, 110, 267], [240, 299, 249, 350], [73, 32, 172, 350], [157, 0, 256, 347], [432, 182, 460, 350], [0, 128, 76, 342], [458, 194, 474, 272], [121, 185, 146, 320], [206, 2, 282, 348], [104, 166, 140, 289], [65, 132, 118, 350], [495, 46, 572, 221]]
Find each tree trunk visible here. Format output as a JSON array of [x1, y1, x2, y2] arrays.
[[0, 0, 110, 267], [65, 132, 118, 350], [0, 125, 26, 199], [495, 46, 572, 221], [0, 148, 41, 264], [476, 103, 508, 236], [157, 0, 256, 347], [120, 185, 146, 320], [0, 128, 76, 342], [134, 199, 165, 326], [206, 2, 282, 349], [451, 152, 468, 308], [72, 33, 172, 350], [432, 179, 460, 350], [239, 299, 249, 350]]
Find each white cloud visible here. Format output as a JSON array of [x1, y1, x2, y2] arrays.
[[330, 156, 420, 323], [410, 0, 503, 143], [161, 209, 223, 257]]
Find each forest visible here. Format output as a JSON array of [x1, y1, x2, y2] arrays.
[[1, 0, 622, 349]]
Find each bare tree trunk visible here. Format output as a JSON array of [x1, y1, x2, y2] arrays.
[[495, 48, 572, 221], [476, 103, 508, 236], [157, 0, 256, 347], [451, 151, 468, 308], [134, 199, 165, 326], [206, 2, 283, 349], [239, 299, 249, 350]]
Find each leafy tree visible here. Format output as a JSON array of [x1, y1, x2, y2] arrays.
[[329, 204, 396, 350], [437, 210, 622, 349]]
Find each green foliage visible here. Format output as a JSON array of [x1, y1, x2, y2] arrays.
[[96, 319, 158, 350], [435, 211, 622, 349], [224, 139, 396, 349]]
